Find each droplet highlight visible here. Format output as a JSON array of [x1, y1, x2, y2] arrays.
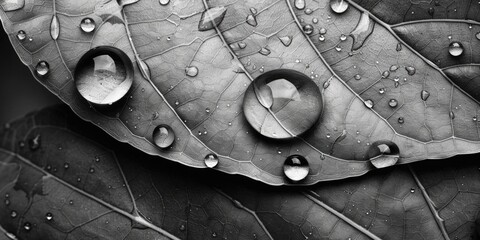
[[303, 24, 314, 35], [330, 0, 349, 14], [17, 30, 26, 41]]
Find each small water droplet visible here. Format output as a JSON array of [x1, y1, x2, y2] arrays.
[[420, 90, 430, 101], [10, 211, 17, 218], [185, 66, 198, 77], [294, 0, 306, 10], [304, 8, 313, 15], [259, 47, 271, 56], [473, 116, 478, 121], [388, 99, 398, 108], [204, 154, 219, 168], [382, 70, 390, 78], [179, 224, 186, 231], [364, 99, 374, 109], [354, 74, 361, 80], [77, 177, 81, 182], [17, 30, 26, 41], [340, 34, 347, 41], [5, 199, 10, 206], [448, 42, 464, 57], [283, 155, 309, 182], [450, 111, 455, 119], [35, 61, 49, 76], [153, 125, 175, 149], [64, 163, 69, 169], [396, 43, 402, 51], [410, 188, 415, 193], [318, 35, 325, 42], [89, 168, 95, 173], [330, 0, 349, 13], [23, 222, 31, 231], [405, 66, 416, 75], [335, 46, 342, 52], [303, 24, 314, 35], [279, 36, 293, 47], [389, 65, 398, 72], [29, 134, 41, 151], [198, 6, 227, 31], [80, 18, 96, 33], [46, 212, 53, 221], [379, 88, 385, 94], [246, 14, 257, 27]]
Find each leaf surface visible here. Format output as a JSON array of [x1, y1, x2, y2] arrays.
[[0, 0, 480, 185], [0, 106, 479, 239]]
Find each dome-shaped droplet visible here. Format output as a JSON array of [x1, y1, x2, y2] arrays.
[[340, 34, 347, 41], [198, 6, 227, 31], [283, 155, 309, 182], [259, 47, 271, 56], [388, 99, 398, 108], [294, 0, 305, 10], [405, 66, 416, 75], [450, 111, 455, 119], [379, 88, 385, 94], [421, 90, 430, 101], [153, 125, 175, 149], [319, 27, 327, 35], [389, 65, 398, 72], [318, 35, 325, 42], [23, 222, 31, 231], [354, 74, 361, 80], [279, 36, 292, 47], [364, 99, 374, 109], [330, 0, 349, 14], [80, 18, 96, 33], [46, 212, 53, 221], [179, 224, 186, 231], [365, 141, 400, 169], [35, 61, 49, 76], [50, 15, 60, 40], [304, 8, 313, 15], [396, 43, 402, 51], [303, 24, 314, 35], [476, 32, 480, 40], [159, 0, 170, 5], [185, 66, 198, 77], [10, 211, 17, 218], [29, 134, 41, 151], [89, 167, 95, 173], [204, 153, 219, 168], [381, 70, 390, 78], [74, 46, 133, 105], [243, 69, 323, 139], [448, 42, 464, 57], [335, 46, 342, 52], [17, 30, 26, 41], [246, 14, 257, 27], [398, 117, 404, 124]]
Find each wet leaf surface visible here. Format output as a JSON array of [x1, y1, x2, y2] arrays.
[[0, 0, 479, 185], [0, 106, 479, 239]]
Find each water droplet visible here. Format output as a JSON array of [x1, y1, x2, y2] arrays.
[[17, 30, 26, 41], [319, 27, 327, 35], [382, 70, 390, 78], [312, 18, 318, 24], [77, 177, 81, 182], [246, 14, 257, 27], [283, 155, 310, 182], [364, 99, 374, 109], [159, 0, 169, 5], [212, 232, 217, 238], [318, 35, 325, 42], [35, 61, 49, 76], [405, 66, 416, 75], [46, 212, 53, 221], [294, 0, 305, 10], [153, 125, 175, 149], [5, 199, 10, 206], [335, 46, 342, 52], [366, 141, 400, 169], [137, 60, 151, 80], [389, 65, 398, 72], [476, 32, 480, 40], [354, 74, 361, 80], [303, 24, 314, 35], [50, 15, 60, 40], [420, 90, 430, 101], [29, 134, 41, 151], [304, 8, 313, 14], [74, 47, 133, 105], [428, 7, 435, 16], [89, 168, 95, 173], [330, 0, 349, 13], [198, 6, 227, 31], [204, 154, 219, 168], [80, 18, 96, 33], [279, 36, 292, 47], [259, 47, 271, 56], [450, 111, 455, 119], [379, 88, 385, 94], [340, 34, 347, 41], [448, 42, 464, 57], [23, 222, 31, 231], [64, 163, 70, 169], [10, 211, 17, 218], [0, 0, 24, 11], [396, 43, 402, 51], [410, 188, 415, 193], [185, 66, 198, 77], [238, 42, 247, 49], [179, 224, 186, 231], [388, 99, 398, 108], [243, 69, 323, 139]]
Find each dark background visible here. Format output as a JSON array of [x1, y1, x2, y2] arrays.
[[0, 26, 60, 125]]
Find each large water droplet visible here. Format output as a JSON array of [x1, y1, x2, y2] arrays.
[[330, 0, 349, 14], [50, 15, 60, 40], [80, 18, 96, 33], [153, 125, 175, 149], [388, 99, 398, 108], [405, 66, 416, 75], [35, 61, 49, 76], [185, 66, 198, 77], [74, 46, 133, 105], [279, 36, 292, 47], [303, 24, 314, 35], [421, 90, 430, 101], [243, 69, 323, 139], [349, 12, 374, 51], [29, 134, 41, 151], [0, 0, 24, 11], [23, 222, 31, 231], [283, 155, 309, 182], [448, 42, 464, 57], [198, 6, 227, 31], [246, 14, 257, 27], [159, 0, 170, 5], [364, 99, 374, 109], [366, 141, 400, 169], [294, 0, 305, 10], [46, 212, 53, 221], [17, 30, 26, 41], [204, 154, 219, 168]]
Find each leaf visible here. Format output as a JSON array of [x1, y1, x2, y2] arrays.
[[1, 0, 480, 185], [1, 106, 480, 239]]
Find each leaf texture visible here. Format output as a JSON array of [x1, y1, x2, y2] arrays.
[[0, 0, 480, 185], [0, 106, 479, 239]]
